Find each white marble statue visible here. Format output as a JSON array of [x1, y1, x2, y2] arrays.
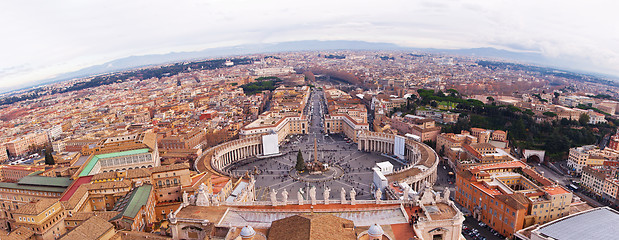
[[189, 194, 196, 205], [403, 186, 410, 201], [182, 191, 189, 205], [350, 188, 356, 205], [443, 187, 450, 201], [340, 187, 347, 204], [298, 189, 304, 205], [309, 186, 317, 205], [196, 183, 211, 206], [270, 189, 278, 206], [211, 195, 220, 206], [282, 189, 288, 205], [375, 189, 382, 203], [420, 182, 436, 205], [324, 187, 330, 204]]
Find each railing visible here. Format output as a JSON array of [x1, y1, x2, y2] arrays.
[[221, 199, 408, 206], [155, 183, 182, 189]]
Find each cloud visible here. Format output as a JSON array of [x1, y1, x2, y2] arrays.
[[0, 0, 618, 89]]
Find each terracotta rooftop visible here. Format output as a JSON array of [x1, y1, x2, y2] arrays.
[[59, 216, 114, 240], [61, 184, 89, 210], [0, 226, 34, 240], [268, 214, 357, 240], [151, 163, 190, 173], [543, 186, 570, 195], [65, 211, 120, 221], [88, 179, 132, 190], [175, 205, 229, 222], [496, 194, 527, 210], [14, 198, 58, 215], [91, 168, 151, 181]]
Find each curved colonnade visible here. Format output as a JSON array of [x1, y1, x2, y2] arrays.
[[196, 131, 438, 194], [357, 131, 439, 193], [195, 136, 263, 176]]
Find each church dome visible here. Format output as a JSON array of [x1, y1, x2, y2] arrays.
[[240, 226, 256, 238], [367, 224, 384, 237]]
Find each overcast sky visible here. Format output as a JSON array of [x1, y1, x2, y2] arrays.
[[1, 0, 618, 91]]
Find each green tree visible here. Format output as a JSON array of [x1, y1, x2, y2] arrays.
[[524, 109, 534, 116], [446, 89, 459, 97], [543, 112, 557, 117], [44, 145, 54, 165], [578, 113, 590, 126], [295, 150, 305, 172], [423, 140, 436, 150]]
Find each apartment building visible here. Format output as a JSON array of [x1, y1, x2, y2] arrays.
[[455, 161, 572, 238], [437, 129, 512, 170], [87, 180, 133, 211], [110, 184, 156, 232], [567, 145, 619, 174], [0, 175, 71, 231], [0, 145, 8, 162], [160, 128, 206, 150], [581, 166, 619, 205], [390, 115, 441, 142], [151, 163, 191, 203], [12, 198, 67, 240], [608, 132, 619, 151], [5, 132, 49, 157], [323, 88, 369, 142], [0, 165, 46, 182], [239, 86, 310, 142]]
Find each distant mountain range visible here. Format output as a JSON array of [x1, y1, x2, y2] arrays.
[[19, 40, 618, 93]]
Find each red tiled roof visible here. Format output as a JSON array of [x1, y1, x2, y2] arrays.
[[543, 186, 570, 195], [60, 176, 93, 201]]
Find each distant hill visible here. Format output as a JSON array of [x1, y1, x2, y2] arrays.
[[40, 40, 402, 86], [12, 40, 617, 94]]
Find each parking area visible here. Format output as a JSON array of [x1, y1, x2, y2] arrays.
[[462, 216, 506, 240]]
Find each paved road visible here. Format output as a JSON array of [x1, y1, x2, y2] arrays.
[[531, 161, 606, 207]]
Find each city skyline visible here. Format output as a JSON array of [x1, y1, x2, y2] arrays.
[[2, 0, 619, 92], [0, 48, 618, 239]]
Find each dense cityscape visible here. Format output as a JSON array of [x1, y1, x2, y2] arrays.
[[0, 50, 618, 240]]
